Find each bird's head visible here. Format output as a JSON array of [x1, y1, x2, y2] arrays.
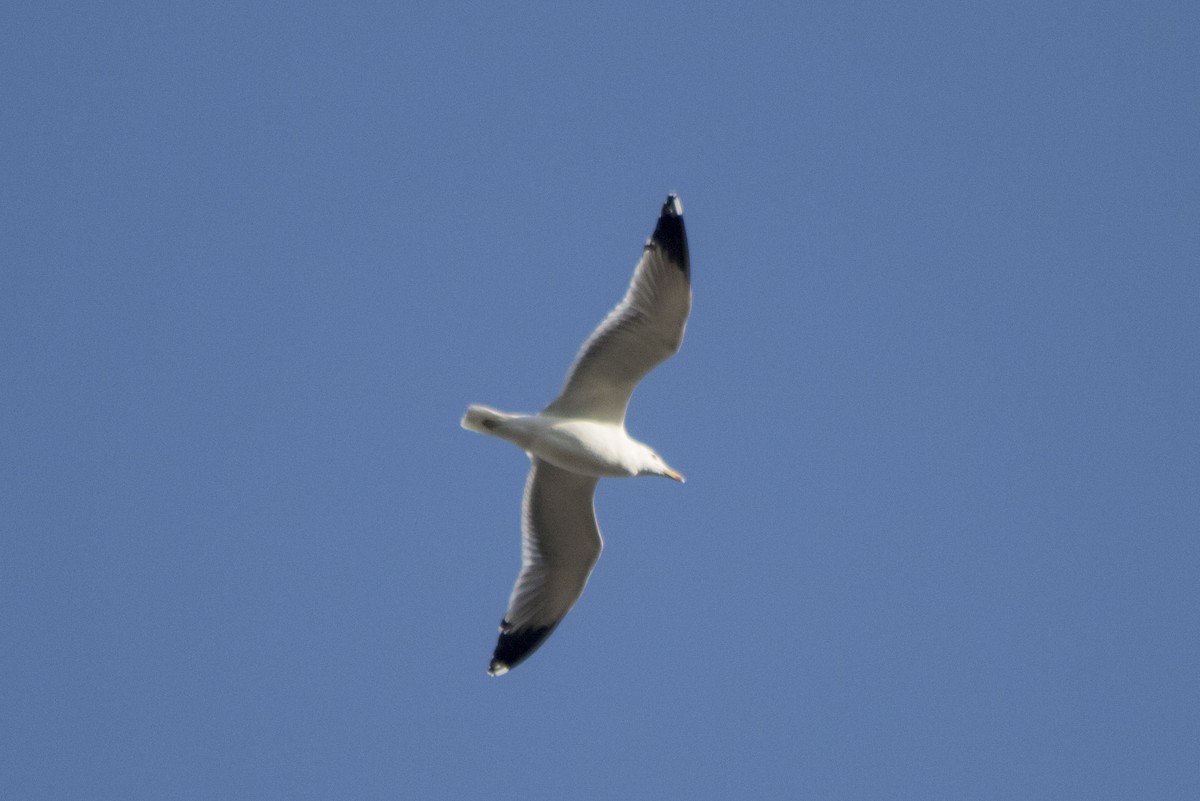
[[638, 447, 685, 483]]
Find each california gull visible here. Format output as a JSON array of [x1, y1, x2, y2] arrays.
[[461, 193, 692, 675]]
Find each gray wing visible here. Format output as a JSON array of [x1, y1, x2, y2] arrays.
[[541, 194, 691, 425], [488, 458, 603, 676]]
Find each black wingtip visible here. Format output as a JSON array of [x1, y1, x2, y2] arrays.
[[649, 193, 689, 277], [488, 620, 558, 676], [662, 192, 683, 218]]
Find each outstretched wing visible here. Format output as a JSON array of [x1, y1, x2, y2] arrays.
[[489, 459, 603, 676], [542, 194, 691, 425]]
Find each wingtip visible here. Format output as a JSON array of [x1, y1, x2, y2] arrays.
[[650, 193, 690, 276], [488, 620, 557, 676]]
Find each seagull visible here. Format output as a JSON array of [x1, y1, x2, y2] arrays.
[[461, 193, 692, 676]]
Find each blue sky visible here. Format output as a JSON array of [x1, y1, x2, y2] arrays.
[[3, 2, 1198, 798]]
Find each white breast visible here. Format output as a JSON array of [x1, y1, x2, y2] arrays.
[[525, 417, 638, 478]]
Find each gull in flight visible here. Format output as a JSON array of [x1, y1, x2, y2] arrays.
[[461, 193, 692, 675]]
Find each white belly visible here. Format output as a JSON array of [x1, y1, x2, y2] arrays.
[[526, 418, 636, 478]]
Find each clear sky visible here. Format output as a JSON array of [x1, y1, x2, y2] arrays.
[[3, 2, 1198, 799]]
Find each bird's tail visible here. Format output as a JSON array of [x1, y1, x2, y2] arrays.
[[460, 404, 512, 434]]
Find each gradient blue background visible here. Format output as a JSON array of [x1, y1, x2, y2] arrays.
[[3, 2, 1198, 799]]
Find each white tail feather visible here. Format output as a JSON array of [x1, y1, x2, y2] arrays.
[[461, 404, 510, 434]]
